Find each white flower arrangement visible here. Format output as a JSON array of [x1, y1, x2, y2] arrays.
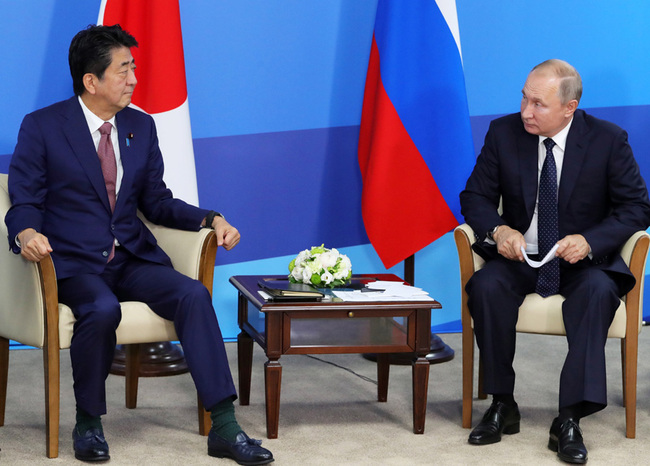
[[288, 244, 352, 288]]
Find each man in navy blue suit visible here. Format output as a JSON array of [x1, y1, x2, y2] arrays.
[[5, 25, 273, 464], [460, 59, 650, 464]]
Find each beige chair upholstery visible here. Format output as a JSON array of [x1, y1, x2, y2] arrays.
[[0, 173, 214, 458], [454, 223, 649, 439]]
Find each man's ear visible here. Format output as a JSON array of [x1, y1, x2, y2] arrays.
[[83, 73, 97, 95], [565, 99, 578, 117]]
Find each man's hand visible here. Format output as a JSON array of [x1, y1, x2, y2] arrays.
[[212, 216, 240, 250], [493, 225, 526, 261], [17, 228, 53, 262], [556, 234, 590, 264]]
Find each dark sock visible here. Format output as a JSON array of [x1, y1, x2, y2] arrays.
[[209, 398, 242, 442], [75, 407, 102, 433], [493, 394, 516, 406], [559, 404, 581, 423]]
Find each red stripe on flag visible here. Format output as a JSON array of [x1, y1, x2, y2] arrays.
[[359, 36, 458, 269], [102, 0, 187, 114]]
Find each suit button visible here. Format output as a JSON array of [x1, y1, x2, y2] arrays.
[[111, 224, 115, 231], [102, 251, 109, 257]]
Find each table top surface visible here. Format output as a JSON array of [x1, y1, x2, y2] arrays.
[[229, 274, 441, 311]]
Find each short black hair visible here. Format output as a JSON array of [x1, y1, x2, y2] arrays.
[[68, 24, 138, 96]]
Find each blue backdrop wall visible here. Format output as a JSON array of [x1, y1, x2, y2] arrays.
[[2, 1, 650, 342]]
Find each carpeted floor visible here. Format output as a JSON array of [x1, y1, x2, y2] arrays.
[[2, 330, 650, 465]]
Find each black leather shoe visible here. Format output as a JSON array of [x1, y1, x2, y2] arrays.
[[72, 427, 110, 462], [208, 430, 274, 465], [468, 401, 520, 445], [548, 417, 588, 464]]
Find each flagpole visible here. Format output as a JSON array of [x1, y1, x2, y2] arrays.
[[404, 254, 415, 284]]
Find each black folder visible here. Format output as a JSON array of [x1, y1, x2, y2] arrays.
[[258, 279, 324, 302]]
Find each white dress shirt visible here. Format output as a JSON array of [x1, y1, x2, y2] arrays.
[[78, 96, 123, 247], [78, 96, 124, 196], [523, 118, 573, 254]]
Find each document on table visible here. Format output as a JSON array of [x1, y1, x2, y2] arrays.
[[332, 280, 435, 302], [520, 244, 559, 268]]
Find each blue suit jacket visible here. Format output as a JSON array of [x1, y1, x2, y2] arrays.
[[5, 97, 208, 280], [460, 109, 650, 294]]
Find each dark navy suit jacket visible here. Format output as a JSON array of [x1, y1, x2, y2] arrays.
[[460, 109, 650, 295], [5, 97, 208, 280]]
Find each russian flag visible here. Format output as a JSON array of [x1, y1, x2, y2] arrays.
[[98, 0, 199, 205], [358, 0, 474, 269]]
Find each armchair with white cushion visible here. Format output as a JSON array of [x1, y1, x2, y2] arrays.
[[0, 173, 214, 458], [454, 222, 649, 439]]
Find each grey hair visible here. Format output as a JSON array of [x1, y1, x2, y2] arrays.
[[531, 59, 582, 104]]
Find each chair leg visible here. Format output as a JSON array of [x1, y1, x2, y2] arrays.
[[43, 343, 60, 458], [623, 334, 638, 439], [478, 356, 487, 400], [621, 338, 627, 408], [0, 337, 9, 426], [125, 344, 141, 409], [198, 395, 210, 436], [462, 327, 474, 428]]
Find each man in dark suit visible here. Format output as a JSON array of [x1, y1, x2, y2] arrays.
[[5, 25, 273, 464], [460, 59, 650, 464]]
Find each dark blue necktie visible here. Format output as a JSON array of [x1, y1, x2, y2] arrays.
[[535, 138, 560, 297]]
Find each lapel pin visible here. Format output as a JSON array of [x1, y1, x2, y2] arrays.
[[126, 133, 134, 147]]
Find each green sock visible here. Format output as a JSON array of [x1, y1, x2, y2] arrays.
[[75, 407, 102, 434], [210, 398, 242, 442]]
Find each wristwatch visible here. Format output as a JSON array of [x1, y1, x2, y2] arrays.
[[486, 225, 501, 241], [204, 210, 225, 229]]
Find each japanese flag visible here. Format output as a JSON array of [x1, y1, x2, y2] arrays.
[[98, 0, 199, 204]]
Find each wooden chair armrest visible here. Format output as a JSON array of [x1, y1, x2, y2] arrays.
[[454, 224, 481, 336], [0, 243, 54, 348], [619, 231, 650, 269], [454, 224, 484, 288], [619, 231, 650, 334], [37, 256, 62, 371]]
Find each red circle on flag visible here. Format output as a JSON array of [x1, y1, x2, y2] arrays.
[[102, 0, 188, 114]]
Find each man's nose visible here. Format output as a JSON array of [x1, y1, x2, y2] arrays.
[[128, 69, 137, 86]]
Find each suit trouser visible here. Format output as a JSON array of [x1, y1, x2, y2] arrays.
[[57, 247, 237, 417], [466, 257, 620, 418]]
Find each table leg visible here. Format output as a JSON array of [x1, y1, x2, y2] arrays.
[[377, 353, 389, 402], [237, 331, 253, 406], [412, 356, 430, 434], [264, 359, 282, 439]]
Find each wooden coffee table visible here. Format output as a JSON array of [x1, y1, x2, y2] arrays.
[[230, 274, 441, 438]]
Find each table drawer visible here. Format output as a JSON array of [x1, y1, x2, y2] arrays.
[[283, 310, 415, 354]]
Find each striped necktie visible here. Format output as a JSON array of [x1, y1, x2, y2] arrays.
[[98, 122, 117, 261]]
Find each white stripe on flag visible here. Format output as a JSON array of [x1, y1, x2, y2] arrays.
[[148, 99, 199, 205], [435, 0, 463, 59]]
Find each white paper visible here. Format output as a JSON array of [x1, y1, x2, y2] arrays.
[[521, 244, 559, 268], [332, 281, 435, 302]]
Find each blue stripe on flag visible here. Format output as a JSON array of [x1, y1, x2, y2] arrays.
[[373, 0, 474, 222]]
